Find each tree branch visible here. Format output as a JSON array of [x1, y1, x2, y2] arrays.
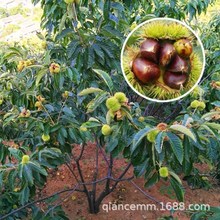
[[65, 162, 80, 184], [105, 153, 113, 191], [95, 162, 132, 207], [94, 133, 110, 166], [91, 144, 99, 210], [130, 180, 161, 204], [74, 143, 85, 162], [1, 174, 137, 219]]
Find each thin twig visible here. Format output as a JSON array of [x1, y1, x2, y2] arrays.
[[130, 180, 161, 204], [65, 162, 80, 183], [57, 98, 68, 123], [71, 3, 84, 44], [151, 104, 164, 116], [74, 143, 85, 162], [199, 71, 214, 85], [164, 100, 182, 122], [149, 103, 156, 116], [75, 147, 90, 200], [110, 162, 132, 191], [106, 153, 113, 191], [95, 135, 110, 166], [44, 189, 74, 216], [96, 162, 132, 206], [0, 166, 17, 172], [41, 104, 55, 125], [91, 144, 99, 205]]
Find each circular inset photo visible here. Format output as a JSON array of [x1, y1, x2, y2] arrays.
[[121, 18, 205, 102]]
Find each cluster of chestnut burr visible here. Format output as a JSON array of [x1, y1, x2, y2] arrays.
[[131, 38, 193, 89]]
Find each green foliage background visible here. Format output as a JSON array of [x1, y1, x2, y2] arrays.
[[0, 0, 220, 219]]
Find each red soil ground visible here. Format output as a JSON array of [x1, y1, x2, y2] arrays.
[[38, 143, 220, 220]]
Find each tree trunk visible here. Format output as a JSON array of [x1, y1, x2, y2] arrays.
[[88, 197, 100, 214]]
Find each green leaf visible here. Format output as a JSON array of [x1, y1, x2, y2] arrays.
[[132, 127, 151, 153], [57, 132, 65, 145], [106, 110, 112, 125], [169, 124, 196, 142], [209, 207, 220, 213], [28, 162, 47, 176], [44, 104, 54, 112], [99, 43, 114, 58], [18, 164, 23, 179], [78, 87, 104, 96], [155, 132, 166, 153], [38, 148, 62, 160], [54, 73, 64, 89], [111, 144, 124, 158], [211, 101, 220, 107], [170, 177, 184, 202], [60, 127, 68, 138], [44, 51, 51, 65], [67, 40, 81, 58], [8, 148, 22, 161], [200, 124, 217, 136], [3, 47, 23, 62], [59, 13, 67, 33], [121, 107, 133, 121], [0, 172, 3, 188], [183, 136, 190, 162], [190, 212, 207, 220], [106, 138, 118, 153], [205, 122, 220, 131], [66, 67, 73, 80], [0, 72, 10, 79], [56, 28, 74, 41], [134, 159, 149, 177], [167, 132, 183, 164], [63, 107, 74, 117], [68, 128, 76, 140], [144, 172, 159, 188], [201, 111, 220, 120], [169, 171, 182, 184], [170, 0, 176, 8], [102, 25, 123, 39], [36, 68, 48, 86], [87, 46, 95, 69], [144, 166, 154, 180], [71, 68, 81, 84], [103, 0, 110, 19], [81, 120, 101, 128], [20, 186, 30, 205], [86, 92, 109, 113], [88, 117, 100, 123], [93, 69, 114, 93], [183, 159, 193, 176], [23, 164, 34, 186], [93, 43, 105, 60], [206, 213, 220, 220]]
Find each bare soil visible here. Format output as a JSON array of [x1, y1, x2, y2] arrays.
[[38, 143, 220, 220]]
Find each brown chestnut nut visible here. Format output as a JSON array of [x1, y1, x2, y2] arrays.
[[163, 71, 188, 90], [140, 39, 160, 63], [168, 55, 190, 74], [132, 57, 160, 84], [159, 42, 176, 66]]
